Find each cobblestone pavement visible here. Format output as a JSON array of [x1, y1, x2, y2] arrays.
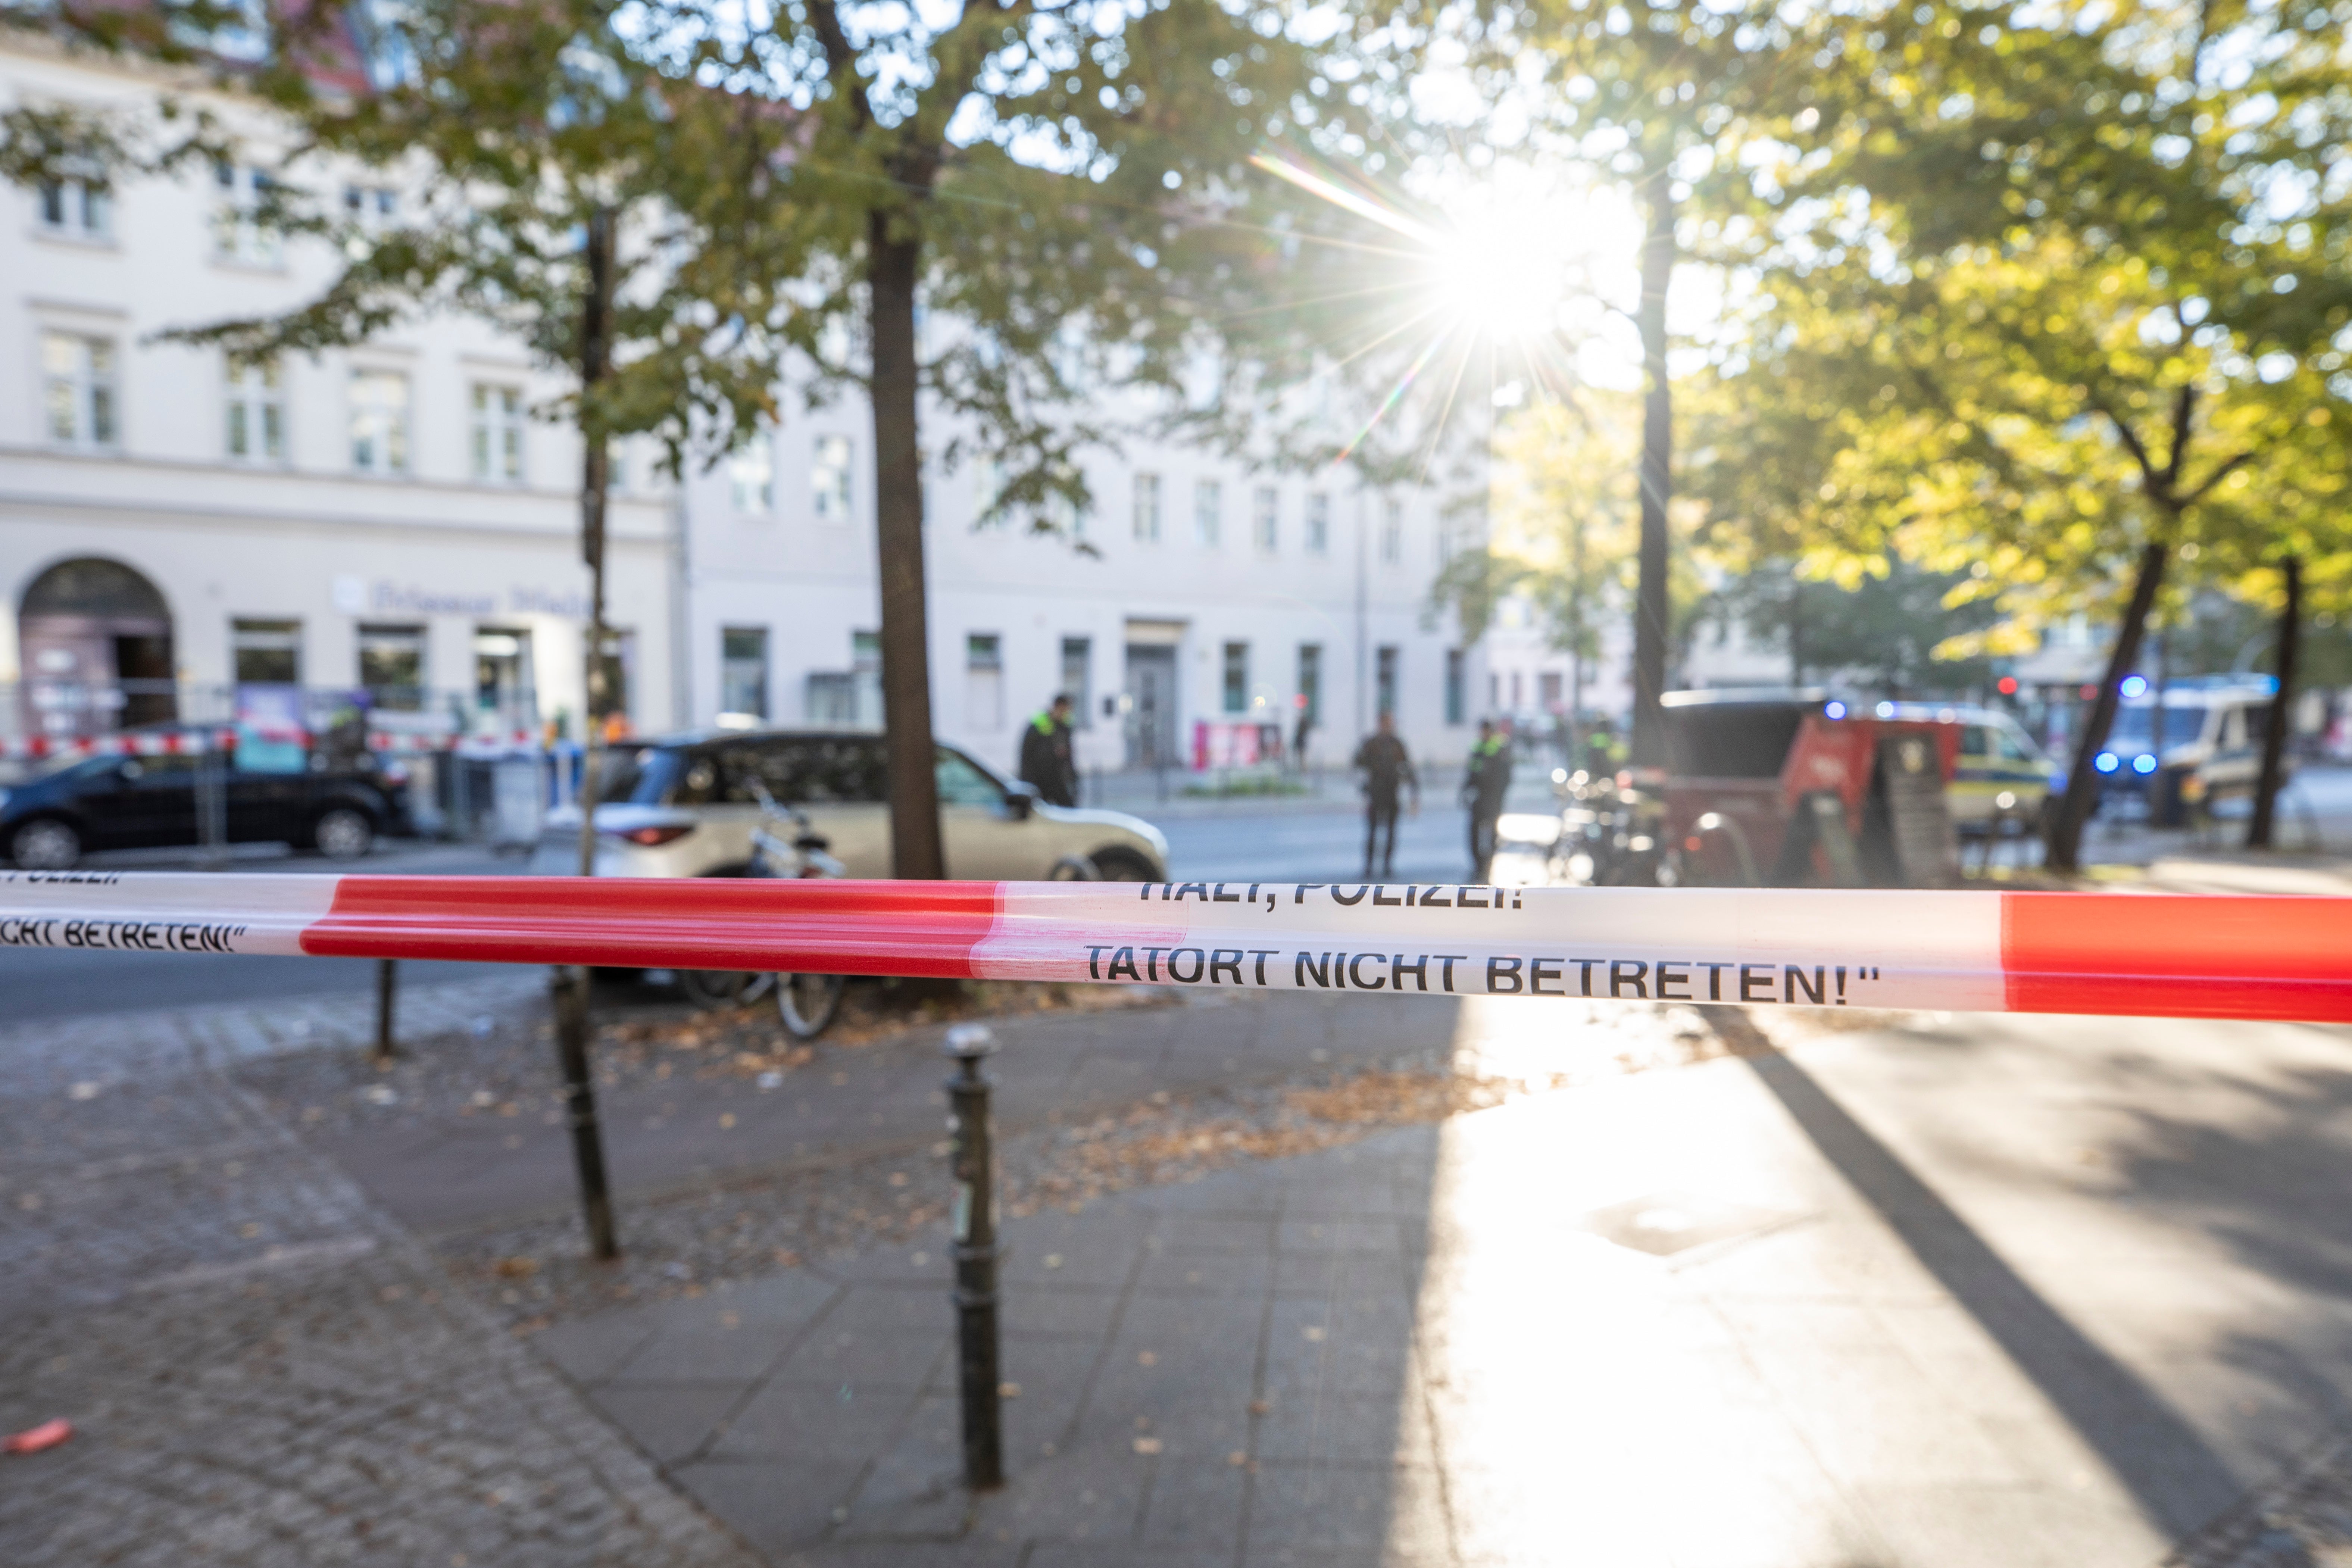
[[0, 990, 754, 1568], [2166, 1425, 2352, 1567]]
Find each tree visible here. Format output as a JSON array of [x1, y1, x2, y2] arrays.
[[653, 0, 1411, 876], [1427, 0, 1834, 765], [2, 0, 810, 1259], [1732, 0, 2352, 867]]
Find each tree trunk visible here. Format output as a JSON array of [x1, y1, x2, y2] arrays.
[[560, 203, 617, 1263], [868, 211, 946, 880], [2045, 540, 2167, 871], [1628, 182, 1675, 769], [2246, 555, 2301, 850]]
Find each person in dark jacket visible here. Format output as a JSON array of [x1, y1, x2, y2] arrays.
[[1352, 713, 1417, 878], [1465, 719, 1513, 878], [1018, 694, 1080, 807]]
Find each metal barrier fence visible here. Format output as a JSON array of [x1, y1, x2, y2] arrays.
[[4, 874, 2346, 1023]]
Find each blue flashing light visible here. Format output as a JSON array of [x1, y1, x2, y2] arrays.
[[1874, 701, 1895, 719], [2132, 753, 2158, 775], [1823, 700, 1848, 720], [2120, 675, 2150, 699], [2093, 752, 2121, 774]]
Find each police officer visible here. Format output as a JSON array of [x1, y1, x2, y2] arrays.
[[1465, 719, 1512, 878], [1352, 712, 1417, 879], [1018, 693, 1079, 808]]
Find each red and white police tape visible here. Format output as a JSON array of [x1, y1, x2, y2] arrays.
[[4, 872, 2349, 1023]]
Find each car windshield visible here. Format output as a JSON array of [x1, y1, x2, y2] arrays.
[[2106, 704, 2202, 747], [597, 746, 682, 805]]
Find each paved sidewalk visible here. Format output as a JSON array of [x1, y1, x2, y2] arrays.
[[0, 984, 751, 1567], [535, 1001, 2352, 1566]]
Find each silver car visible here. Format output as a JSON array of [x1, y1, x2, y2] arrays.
[[528, 731, 1168, 882]]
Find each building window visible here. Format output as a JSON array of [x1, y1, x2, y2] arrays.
[[1306, 493, 1330, 556], [1540, 671, 1564, 712], [1380, 498, 1404, 565], [1253, 485, 1279, 555], [813, 434, 853, 524], [470, 383, 525, 483], [589, 629, 631, 729], [1061, 636, 1092, 728], [1222, 641, 1248, 714], [1445, 649, 1465, 725], [1194, 479, 1222, 549], [474, 627, 535, 723], [213, 163, 281, 265], [730, 433, 774, 514], [1376, 644, 1399, 718], [225, 357, 284, 462], [232, 618, 302, 685], [42, 332, 118, 450], [721, 627, 769, 721], [966, 633, 1004, 731], [349, 369, 410, 474], [342, 184, 397, 227], [359, 624, 426, 710], [37, 179, 110, 240], [1133, 473, 1162, 543], [1297, 643, 1322, 726]]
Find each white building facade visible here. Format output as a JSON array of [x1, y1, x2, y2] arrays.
[[3, 38, 1486, 782], [678, 406, 1485, 783], [0, 41, 680, 749]]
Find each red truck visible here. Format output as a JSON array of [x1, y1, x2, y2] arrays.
[[1650, 690, 1963, 888]]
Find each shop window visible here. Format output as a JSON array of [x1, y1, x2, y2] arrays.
[[1376, 644, 1399, 718], [359, 623, 425, 711], [1446, 650, 1465, 725], [721, 627, 769, 721], [232, 618, 302, 685], [1222, 641, 1248, 714]]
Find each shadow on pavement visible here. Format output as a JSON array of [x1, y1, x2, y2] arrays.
[[1733, 1030, 2246, 1541]]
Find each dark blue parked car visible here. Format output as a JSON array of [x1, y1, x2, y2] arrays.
[[0, 737, 409, 869]]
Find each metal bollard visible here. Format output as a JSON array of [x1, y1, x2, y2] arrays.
[[373, 958, 398, 1064], [553, 965, 619, 1260], [943, 1022, 1005, 1490]]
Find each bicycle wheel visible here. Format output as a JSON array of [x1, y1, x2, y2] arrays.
[[678, 969, 759, 1011], [775, 973, 846, 1039]]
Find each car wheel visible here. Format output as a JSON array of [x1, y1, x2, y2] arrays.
[[1087, 848, 1157, 883], [776, 972, 846, 1039], [10, 818, 81, 871], [1047, 853, 1102, 881], [312, 807, 375, 860]]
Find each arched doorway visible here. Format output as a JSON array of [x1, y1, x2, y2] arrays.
[[19, 557, 177, 731]]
